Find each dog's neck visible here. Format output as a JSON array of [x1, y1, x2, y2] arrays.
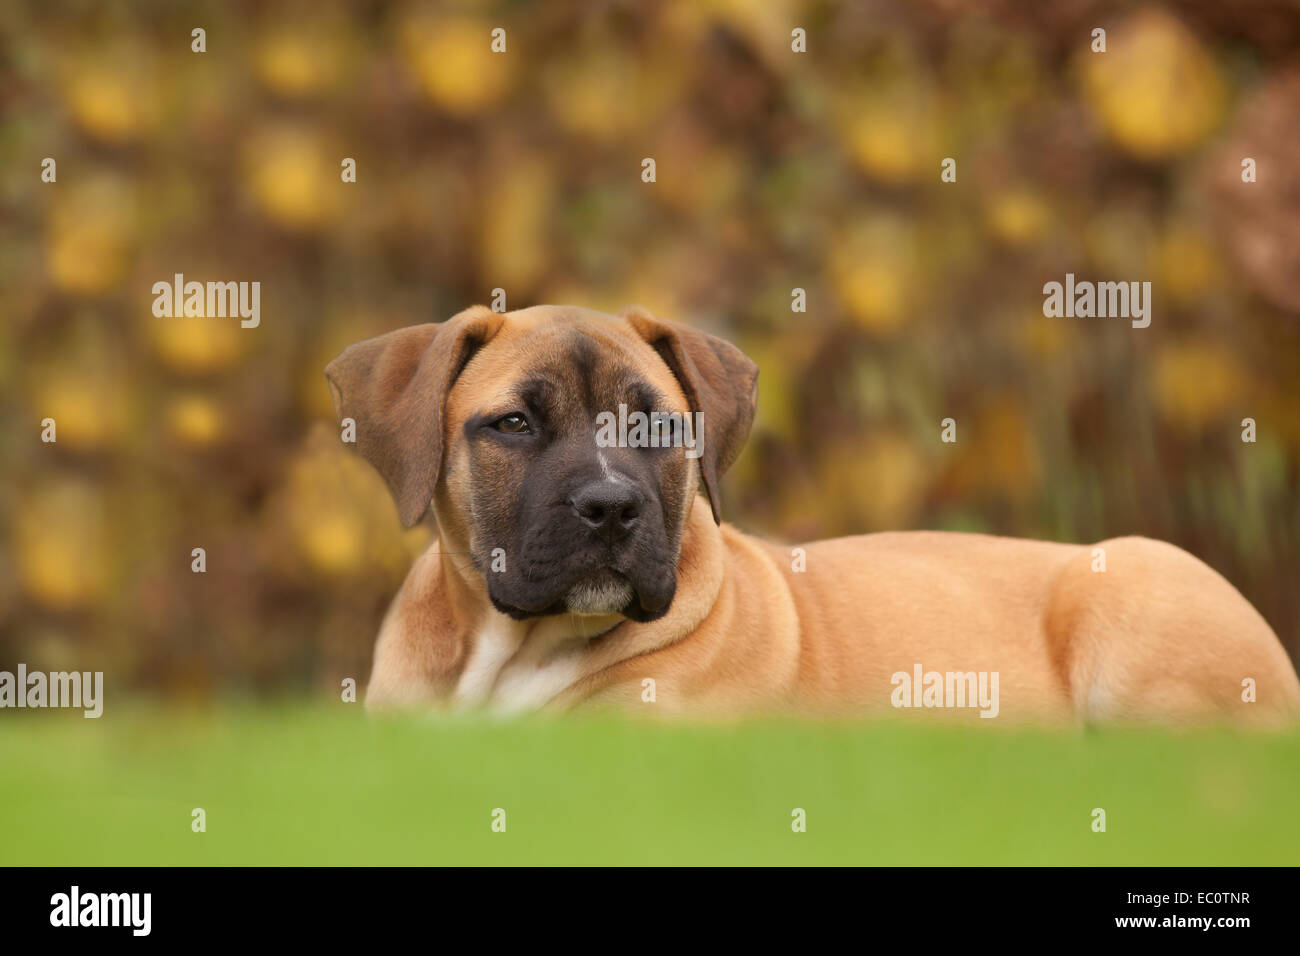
[[435, 495, 725, 713]]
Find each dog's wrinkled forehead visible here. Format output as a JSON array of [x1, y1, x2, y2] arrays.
[[449, 314, 689, 423]]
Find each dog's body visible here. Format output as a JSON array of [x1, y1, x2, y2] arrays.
[[327, 304, 1300, 723]]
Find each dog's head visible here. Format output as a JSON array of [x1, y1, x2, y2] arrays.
[[324, 304, 757, 622]]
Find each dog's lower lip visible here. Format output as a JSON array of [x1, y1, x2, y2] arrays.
[[638, 591, 671, 613], [564, 566, 633, 596], [565, 568, 636, 614], [490, 594, 568, 619]]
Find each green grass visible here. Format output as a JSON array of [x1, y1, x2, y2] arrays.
[[1, 703, 1297, 865]]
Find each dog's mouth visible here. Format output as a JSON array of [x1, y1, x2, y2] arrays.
[[488, 563, 675, 623], [564, 569, 635, 616]]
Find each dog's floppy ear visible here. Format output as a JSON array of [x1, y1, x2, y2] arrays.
[[621, 305, 758, 524], [324, 306, 504, 528]]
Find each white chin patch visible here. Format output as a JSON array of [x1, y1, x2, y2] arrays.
[[565, 575, 634, 615]]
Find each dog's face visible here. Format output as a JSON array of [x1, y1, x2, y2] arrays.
[[444, 309, 700, 621], [325, 305, 758, 623]]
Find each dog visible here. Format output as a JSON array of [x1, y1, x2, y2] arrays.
[[325, 304, 1300, 723]]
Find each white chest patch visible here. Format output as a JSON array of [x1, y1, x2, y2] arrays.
[[452, 612, 617, 714], [489, 645, 586, 715], [452, 616, 525, 706]]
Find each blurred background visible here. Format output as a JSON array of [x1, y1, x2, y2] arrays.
[[2, 0, 1298, 700]]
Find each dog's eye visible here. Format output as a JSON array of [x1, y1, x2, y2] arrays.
[[493, 414, 530, 434], [650, 416, 676, 443]]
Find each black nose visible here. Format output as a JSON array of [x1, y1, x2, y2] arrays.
[[569, 481, 644, 537]]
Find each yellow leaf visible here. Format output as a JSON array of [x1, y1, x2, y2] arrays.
[[1079, 10, 1227, 160], [1153, 342, 1246, 430], [242, 127, 341, 229], [398, 14, 513, 115], [17, 480, 111, 610], [46, 178, 135, 296]]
